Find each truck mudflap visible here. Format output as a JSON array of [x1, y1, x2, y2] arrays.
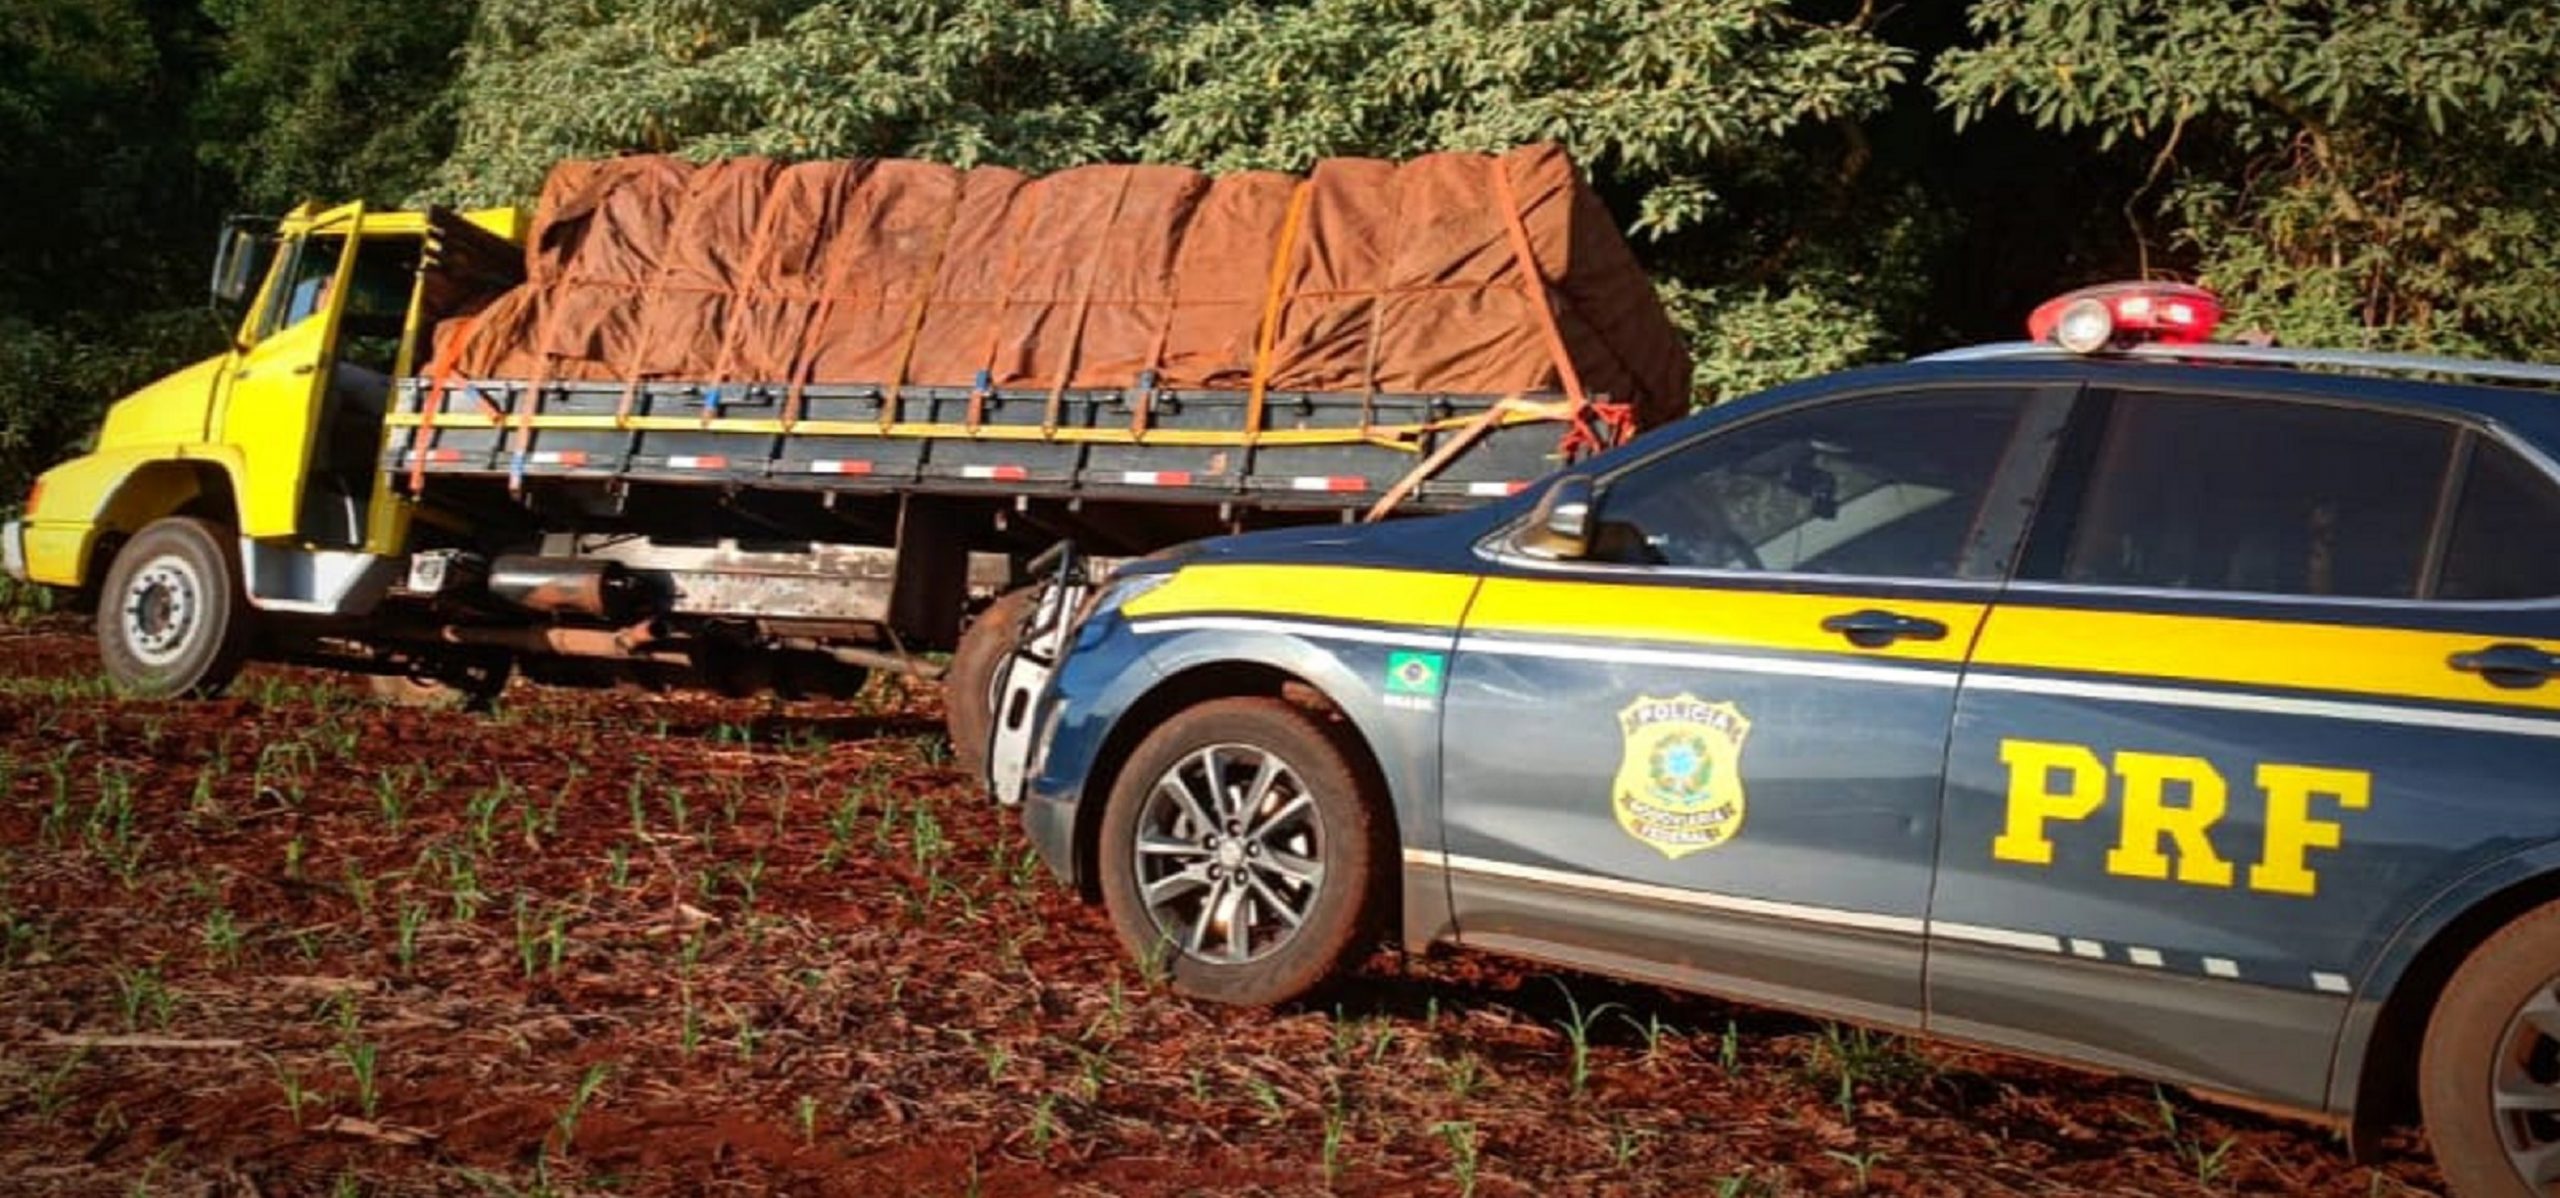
[[987, 541, 1091, 807]]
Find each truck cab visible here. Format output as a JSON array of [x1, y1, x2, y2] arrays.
[[4, 203, 523, 695]]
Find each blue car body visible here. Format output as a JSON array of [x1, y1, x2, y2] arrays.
[[1009, 349, 2560, 1145]]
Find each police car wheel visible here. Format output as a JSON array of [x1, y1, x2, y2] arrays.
[[1097, 696, 1386, 1006], [94, 517, 251, 699], [2421, 898, 2560, 1198]]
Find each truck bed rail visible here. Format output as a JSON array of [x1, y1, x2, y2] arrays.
[[386, 377, 1616, 512]]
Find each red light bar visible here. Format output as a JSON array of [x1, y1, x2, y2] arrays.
[[2028, 282, 2223, 352]]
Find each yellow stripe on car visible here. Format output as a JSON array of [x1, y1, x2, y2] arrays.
[[1120, 563, 1481, 628], [1972, 606, 2560, 713]]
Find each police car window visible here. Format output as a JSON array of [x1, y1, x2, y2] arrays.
[[1586, 390, 2028, 580], [2050, 393, 2452, 599], [2437, 440, 2560, 600]]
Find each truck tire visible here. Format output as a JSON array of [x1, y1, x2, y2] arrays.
[[2420, 896, 2560, 1198], [94, 516, 252, 699], [945, 587, 1035, 775], [1096, 696, 1388, 1006]]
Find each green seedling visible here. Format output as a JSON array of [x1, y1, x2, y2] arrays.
[[1027, 1094, 1062, 1151], [112, 964, 174, 1031], [1441, 1051, 1483, 1101], [31, 1047, 91, 1123], [270, 1055, 321, 1127], [1824, 1149, 1885, 1191], [1549, 979, 1621, 1098], [201, 907, 243, 968], [551, 1063, 610, 1154], [1433, 1120, 1482, 1198], [1321, 1086, 1351, 1183], [339, 1039, 380, 1119], [394, 900, 428, 972]]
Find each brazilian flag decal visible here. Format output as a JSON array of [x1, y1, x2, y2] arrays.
[[1386, 651, 1445, 697]]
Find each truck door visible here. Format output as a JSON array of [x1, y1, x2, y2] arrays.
[[1436, 383, 2070, 1028], [219, 202, 364, 540], [1926, 386, 2560, 1112]]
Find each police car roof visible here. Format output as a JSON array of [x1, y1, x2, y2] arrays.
[[1711, 339, 2560, 462]]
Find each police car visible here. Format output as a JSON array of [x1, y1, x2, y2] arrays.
[[986, 282, 2560, 1196]]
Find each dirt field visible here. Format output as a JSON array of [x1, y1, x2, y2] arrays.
[[0, 615, 2451, 1196]]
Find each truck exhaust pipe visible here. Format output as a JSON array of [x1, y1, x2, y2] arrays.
[[487, 555, 645, 619]]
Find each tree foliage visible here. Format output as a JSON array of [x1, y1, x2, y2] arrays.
[[1938, 0, 2560, 356], [199, 0, 476, 208], [8, 0, 2560, 503], [431, 0, 1196, 204]]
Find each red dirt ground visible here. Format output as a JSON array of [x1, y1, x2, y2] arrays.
[[0, 617, 2450, 1196]]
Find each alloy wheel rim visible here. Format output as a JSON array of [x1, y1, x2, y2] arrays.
[[1133, 742, 1326, 965], [2495, 980, 2560, 1191], [122, 553, 204, 667]]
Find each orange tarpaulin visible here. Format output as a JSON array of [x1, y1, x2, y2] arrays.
[[446, 144, 1691, 428]]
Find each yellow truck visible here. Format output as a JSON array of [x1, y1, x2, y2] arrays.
[[2, 148, 1687, 753]]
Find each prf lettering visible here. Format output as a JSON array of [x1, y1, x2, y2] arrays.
[[1990, 739, 2369, 897]]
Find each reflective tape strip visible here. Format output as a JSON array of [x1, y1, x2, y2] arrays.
[[667, 455, 728, 470], [1409, 850, 2350, 994], [804, 460, 873, 475], [963, 464, 1029, 482], [1458, 634, 1961, 689], [1928, 921, 2063, 954], [1291, 476, 1368, 492], [1466, 480, 1528, 497], [409, 449, 463, 464], [529, 450, 588, 467], [1119, 470, 1194, 487], [1433, 851, 1926, 936]]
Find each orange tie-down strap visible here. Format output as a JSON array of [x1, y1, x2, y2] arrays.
[[407, 314, 481, 493], [1364, 394, 1589, 522]]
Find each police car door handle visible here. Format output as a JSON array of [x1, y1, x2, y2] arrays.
[[2450, 643, 2560, 689], [1820, 609, 1948, 649]]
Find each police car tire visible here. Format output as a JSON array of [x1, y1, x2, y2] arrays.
[[94, 517, 252, 700], [945, 587, 1036, 779], [1097, 696, 1387, 1007], [2420, 898, 2560, 1198]]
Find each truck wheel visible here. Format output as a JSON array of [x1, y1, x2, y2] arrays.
[[945, 587, 1035, 774], [2421, 897, 2560, 1198], [1097, 696, 1388, 1006], [94, 517, 252, 699]]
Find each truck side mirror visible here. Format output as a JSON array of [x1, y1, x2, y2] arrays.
[[1517, 474, 1595, 560], [209, 218, 273, 311]]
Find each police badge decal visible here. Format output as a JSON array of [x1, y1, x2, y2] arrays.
[[1612, 695, 1751, 858]]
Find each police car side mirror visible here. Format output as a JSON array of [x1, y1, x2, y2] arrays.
[[1517, 475, 1595, 560]]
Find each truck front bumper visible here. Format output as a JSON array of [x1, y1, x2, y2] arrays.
[[2, 519, 26, 583]]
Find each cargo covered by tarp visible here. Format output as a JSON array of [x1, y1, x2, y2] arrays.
[[439, 144, 1690, 429]]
